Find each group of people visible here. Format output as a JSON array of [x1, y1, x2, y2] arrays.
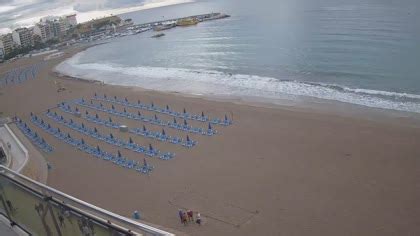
[[178, 209, 201, 226]]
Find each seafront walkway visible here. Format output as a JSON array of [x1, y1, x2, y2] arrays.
[[0, 118, 48, 184], [0, 124, 28, 172]]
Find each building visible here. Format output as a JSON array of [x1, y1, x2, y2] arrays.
[[52, 19, 67, 37], [12, 28, 33, 48], [0, 33, 14, 56], [65, 14, 78, 28], [40, 16, 66, 38], [33, 22, 52, 42]]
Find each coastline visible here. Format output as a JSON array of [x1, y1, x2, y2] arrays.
[[1, 46, 420, 236], [54, 46, 420, 128]]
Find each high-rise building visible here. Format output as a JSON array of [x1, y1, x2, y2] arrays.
[[0, 33, 14, 56], [41, 16, 66, 38], [53, 19, 67, 37], [33, 22, 52, 42], [0, 49, 4, 60], [65, 14, 78, 28], [12, 28, 33, 48]]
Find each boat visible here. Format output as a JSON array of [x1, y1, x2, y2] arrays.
[[154, 23, 176, 31], [176, 18, 199, 26], [151, 33, 165, 38]]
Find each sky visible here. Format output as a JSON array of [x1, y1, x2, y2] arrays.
[[0, 0, 193, 34]]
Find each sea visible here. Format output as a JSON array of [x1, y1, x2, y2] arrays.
[[56, 0, 420, 113]]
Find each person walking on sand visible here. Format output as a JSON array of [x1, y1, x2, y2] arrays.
[[182, 211, 188, 226], [196, 212, 202, 225], [187, 210, 194, 222], [178, 210, 183, 224]]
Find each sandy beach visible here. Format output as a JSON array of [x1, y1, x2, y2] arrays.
[[1, 46, 420, 236]]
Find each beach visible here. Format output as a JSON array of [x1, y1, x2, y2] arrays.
[[1, 47, 420, 235]]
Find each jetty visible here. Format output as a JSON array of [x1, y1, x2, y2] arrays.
[[131, 13, 230, 31]]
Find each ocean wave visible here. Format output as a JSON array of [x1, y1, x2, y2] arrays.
[[55, 53, 420, 113]]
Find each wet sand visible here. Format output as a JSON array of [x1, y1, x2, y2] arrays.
[[1, 47, 420, 236]]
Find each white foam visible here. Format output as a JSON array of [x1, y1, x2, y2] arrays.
[[55, 52, 420, 114]]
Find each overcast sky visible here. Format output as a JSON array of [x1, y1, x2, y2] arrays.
[[0, 0, 193, 34]]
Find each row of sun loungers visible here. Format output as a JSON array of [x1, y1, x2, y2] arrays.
[[92, 94, 233, 126], [15, 118, 53, 153], [0, 63, 42, 87], [43, 112, 175, 160], [129, 126, 197, 148], [56, 105, 120, 129], [25, 116, 153, 174], [71, 100, 218, 136], [54, 105, 197, 147], [85, 112, 120, 129]]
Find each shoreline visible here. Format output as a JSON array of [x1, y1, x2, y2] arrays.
[[53, 47, 420, 128], [54, 44, 420, 125], [1, 45, 420, 236]]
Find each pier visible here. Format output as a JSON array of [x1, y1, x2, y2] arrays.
[[131, 12, 230, 31]]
